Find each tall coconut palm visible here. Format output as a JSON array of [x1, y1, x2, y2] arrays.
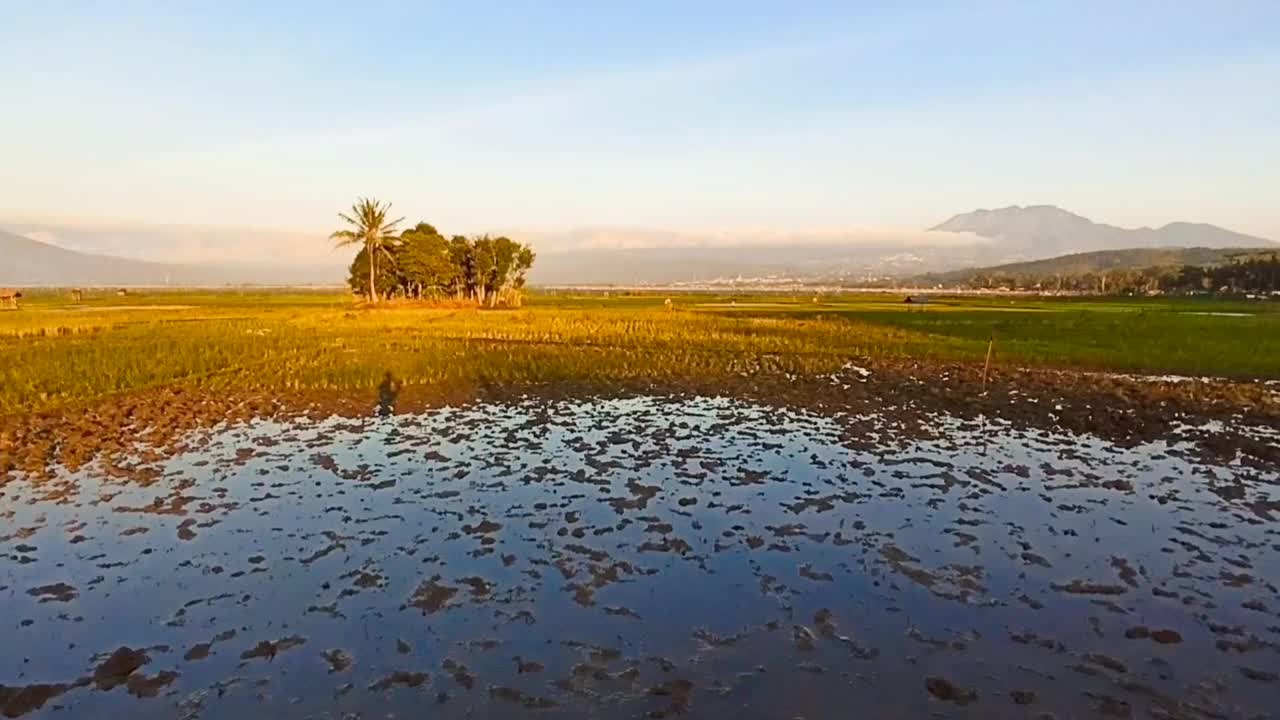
[[331, 197, 404, 303]]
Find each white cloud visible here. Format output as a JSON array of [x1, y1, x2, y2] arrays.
[[3, 221, 346, 266], [518, 226, 989, 253], [21, 230, 66, 248]]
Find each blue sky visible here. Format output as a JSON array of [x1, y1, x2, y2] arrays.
[[2, 0, 1278, 248]]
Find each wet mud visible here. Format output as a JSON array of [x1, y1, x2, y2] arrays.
[[1, 392, 1278, 719]]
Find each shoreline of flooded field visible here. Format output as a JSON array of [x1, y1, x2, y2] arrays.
[[3, 395, 1278, 719]]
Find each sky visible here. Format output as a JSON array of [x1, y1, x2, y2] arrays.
[[1, 0, 1278, 263]]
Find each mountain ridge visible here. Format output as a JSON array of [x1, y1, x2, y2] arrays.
[[929, 205, 1270, 259], [0, 229, 340, 286], [920, 246, 1279, 285]]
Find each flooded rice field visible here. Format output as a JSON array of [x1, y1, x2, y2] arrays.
[[2, 394, 1279, 719]]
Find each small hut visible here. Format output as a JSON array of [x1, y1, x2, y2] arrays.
[[0, 288, 21, 310], [117, 288, 129, 297], [71, 288, 84, 302]]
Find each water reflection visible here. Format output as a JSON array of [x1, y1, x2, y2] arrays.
[[1, 395, 1277, 719]]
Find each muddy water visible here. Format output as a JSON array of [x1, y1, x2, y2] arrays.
[[2, 395, 1278, 719]]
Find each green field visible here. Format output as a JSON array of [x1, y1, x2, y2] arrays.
[[1, 289, 1276, 417]]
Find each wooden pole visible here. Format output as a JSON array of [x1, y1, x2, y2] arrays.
[[981, 331, 995, 392]]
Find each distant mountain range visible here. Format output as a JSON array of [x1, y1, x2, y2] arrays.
[[530, 206, 1273, 284], [527, 244, 961, 285], [920, 246, 1278, 285], [0, 229, 339, 286], [2, 206, 1274, 287], [929, 205, 1270, 257]]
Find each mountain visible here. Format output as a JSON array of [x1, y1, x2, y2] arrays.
[[2, 221, 341, 268], [921, 246, 1279, 285], [528, 208, 1274, 285], [0, 230, 340, 286], [529, 243, 979, 285], [521, 225, 997, 284], [930, 205, 1272, 258]]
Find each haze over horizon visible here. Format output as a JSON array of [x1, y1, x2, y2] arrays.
[[3, 1, 1278, 265]]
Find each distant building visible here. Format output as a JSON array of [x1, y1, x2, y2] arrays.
[[0, 288, 21, 310]]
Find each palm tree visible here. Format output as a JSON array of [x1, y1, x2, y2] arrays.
[[331, 197, 404, 303]]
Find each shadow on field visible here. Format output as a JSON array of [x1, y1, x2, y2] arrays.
[[376, 371, 402, 417]]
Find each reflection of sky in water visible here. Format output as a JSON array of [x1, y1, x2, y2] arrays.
[[1, 396, 1278, 719]]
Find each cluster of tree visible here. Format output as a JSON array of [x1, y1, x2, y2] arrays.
[[958, 267, 1169, 294], [954, 253, 1280, 296], [1162, 254, 1280, 294], [332, 198, 535, 305]]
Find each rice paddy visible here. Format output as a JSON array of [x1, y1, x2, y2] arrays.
[[1, 290, 1277, 418]]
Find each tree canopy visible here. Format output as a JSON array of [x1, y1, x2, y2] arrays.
[[330, 198, 404, 303], [941, 252, 1280, 296], [342, 212, 536, 306]]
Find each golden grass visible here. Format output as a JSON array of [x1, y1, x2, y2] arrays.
[[2, 290, 1275, 417]]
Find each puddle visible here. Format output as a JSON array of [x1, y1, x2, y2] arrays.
[[2, 395, 1278, 719]]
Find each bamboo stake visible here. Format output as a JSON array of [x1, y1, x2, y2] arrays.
[[981, 331, 995, 393]]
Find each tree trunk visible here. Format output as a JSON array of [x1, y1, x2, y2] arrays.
[[368, 242, 379, 303]]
